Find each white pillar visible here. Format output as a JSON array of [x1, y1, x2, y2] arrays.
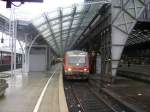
[[24, 34, 29, 73], [96, 54, 101, 74], [111, 27, 128, 77]]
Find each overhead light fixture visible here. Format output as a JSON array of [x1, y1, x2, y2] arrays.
[[1, 33, 4, 43], [68, 68, 72, 72], [2, 0, 43, 8], [1, 37, 4, 43], [84, 68, 87, 71], [137, 93, 142, 96]]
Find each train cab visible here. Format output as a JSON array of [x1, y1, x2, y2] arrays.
[[63, 50, 89, 80]]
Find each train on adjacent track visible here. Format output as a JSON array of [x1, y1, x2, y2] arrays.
[[0, 50, 22, 72], [63, 50, 89, 80]]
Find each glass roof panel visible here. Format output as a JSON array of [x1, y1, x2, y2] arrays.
[[76, 5, 84, 13], [48, 40, 55, 45], [74, 14, 81, 19], [63, 21, 70, 28], [32, 16, 45, 27], [50, 19, 59, 26], [72, 19, 79, 26], [37, 24, 48, 32], [63, 7, 73, 16], [49, 44, 57, 49], [62, 26, 69, 31], [52, 24, 60, 31], [54, 33, 60, 37], [53, 29, 60, 34], [55, 40, 60, 45], [45, 35, 53, 40], [63, 16, 72, 22], [56, 37, 61, 41], [32, 2, 106, 56], [47, 11, 59, 20], [41, 29, 50, 35], [72, 24, 78, 28], [46, 37, 54, 42], [62, 33, 68, 37], [43, 32, 50, 37], [63, 31, 69, 34]]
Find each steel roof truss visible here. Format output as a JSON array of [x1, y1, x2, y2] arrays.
[[43, 13, 60, 55]]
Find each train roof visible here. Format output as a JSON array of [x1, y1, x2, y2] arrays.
[[66, 50, 88, 55]]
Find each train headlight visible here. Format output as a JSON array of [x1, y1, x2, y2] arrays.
[[84, 68, 87, 71], [68, 68, 72, 72]]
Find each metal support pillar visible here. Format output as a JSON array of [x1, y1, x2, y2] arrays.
[[0, 51, 2, 65], [17, 35, 25, 74], [97, 5, 112, 83], [45, 46, 48, 71], [14, 20, 17, 71], [22, 53, 25, 73], [46, 47, 50, 71], [100, 28, 111, 83], [9, 7, 16, 76], [24, 34, 29, 73], [111, 0, 147, 81], [96, 53, 101, 74]]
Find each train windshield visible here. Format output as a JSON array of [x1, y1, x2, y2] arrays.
[[68, 55, 87, 66]]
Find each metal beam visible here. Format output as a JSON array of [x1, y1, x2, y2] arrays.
[[35, 11, 96, 28], [67, 5, 91, 48], [111, 0, 146, 80], [64, 6, 76, 51], [43, 13, 60, 55], [59, 8, 63, 55], [43, 26, 87, 40], [72, 3, 111, 49]]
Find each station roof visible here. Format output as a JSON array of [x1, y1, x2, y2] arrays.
[[1, 1, 150, 56], [31, 2, 108, 56], [127, 22, 150, 46]]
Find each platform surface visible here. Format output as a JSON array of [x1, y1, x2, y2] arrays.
[[105, 77, 150, 112], [89, 73, 150, 112], [118, 64, 150, 75], [0, 64, 68, 112]]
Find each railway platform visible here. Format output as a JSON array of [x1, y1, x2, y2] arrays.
[[118, 64, 150, 82], [89, 74, 150, 112], [118, 64, 150, 75], [0, 64, 68, 112], [0, 0, 150, 111], [0, 69, 24, 78], [104, 77, 150, 112]]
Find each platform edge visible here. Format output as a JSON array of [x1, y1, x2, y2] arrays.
[[59, 72, 69, 112]]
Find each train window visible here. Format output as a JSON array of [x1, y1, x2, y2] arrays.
[[68, 55, 86, 66], [2, 52, 11, 65]]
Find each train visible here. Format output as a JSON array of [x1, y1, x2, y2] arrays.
[[0, 50, 22, 72], [63, 50, 89, 80]]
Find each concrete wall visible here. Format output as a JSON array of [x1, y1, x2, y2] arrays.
[[29, 47, 47, 72], [29, 54, 46, 71], [23, 47, 48, 72], [96, 54, 101, 74]]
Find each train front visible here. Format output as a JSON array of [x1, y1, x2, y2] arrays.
[[64, 51, 89, 80]]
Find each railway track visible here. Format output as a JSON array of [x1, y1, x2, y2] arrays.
[[64, 81, 118, 112], [118, 70, 150, 83], [89, 76, 145, 112]]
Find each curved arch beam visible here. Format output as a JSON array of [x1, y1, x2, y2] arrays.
[[25, 33, 40, 73]]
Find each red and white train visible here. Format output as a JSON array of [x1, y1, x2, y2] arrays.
[[0, 50, 22, 72], [63, 50, 89, 80]]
